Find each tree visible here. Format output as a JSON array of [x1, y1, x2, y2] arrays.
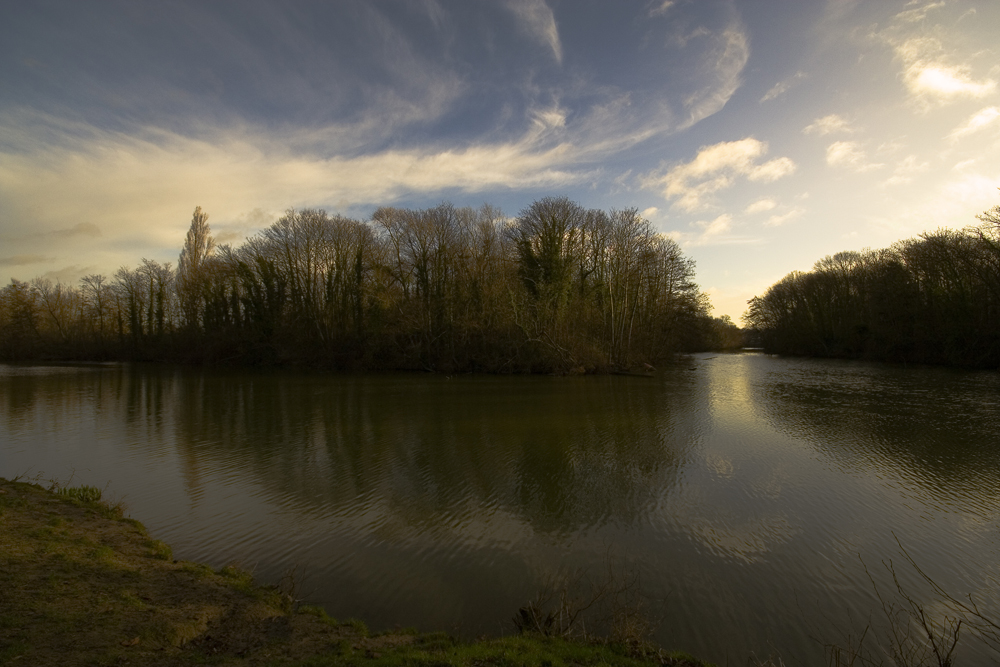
[[177, 206, 216, 329]]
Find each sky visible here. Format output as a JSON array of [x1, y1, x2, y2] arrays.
[[1, 0, 999, 321]]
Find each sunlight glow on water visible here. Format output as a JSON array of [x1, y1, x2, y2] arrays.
[[2, 354, 999, 664]]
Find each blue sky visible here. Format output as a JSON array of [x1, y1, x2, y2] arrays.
[[2, 0, 998, 320]]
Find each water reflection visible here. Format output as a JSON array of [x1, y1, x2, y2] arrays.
[[2, 357, 999, 665]]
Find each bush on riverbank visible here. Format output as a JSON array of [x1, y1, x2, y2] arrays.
[[0, 476, 713, 666]]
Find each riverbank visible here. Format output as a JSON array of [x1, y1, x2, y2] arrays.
[[0, 477, 712, 667]]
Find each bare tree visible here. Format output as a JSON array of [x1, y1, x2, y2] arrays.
[[177, 206, 216, 329]]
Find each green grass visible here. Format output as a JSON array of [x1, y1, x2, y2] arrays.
[[57, 485, 103, 503]]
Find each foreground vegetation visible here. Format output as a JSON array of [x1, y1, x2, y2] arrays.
[[0, 198, 740, 374], [744, 199, 1000, 368], [0, 476, 711, 667]]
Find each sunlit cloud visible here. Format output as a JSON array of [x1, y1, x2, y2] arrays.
[[680, 28, 750, 128], [894, 2, 946, 23], [503, 0, 563, 64], [803, 114, 852, 135], [763, 207, 805, 227], [649, 138, 796, 211], [648, 1, 675, 17], [748, 157, 796, 182], [0, 115, 592, 272], [745, 198, 777, 214], [949, 106, 1000, 140], [888, 35, 997, 107], [760, 71, 806, 103], [882, 155, 930, 187], [826, 141, 884, 172]]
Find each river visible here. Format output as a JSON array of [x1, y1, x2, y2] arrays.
[[2, 352, 998, 665]]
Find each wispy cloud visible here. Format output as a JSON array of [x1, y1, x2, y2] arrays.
[[648, 1, 675, 17], [894, 2, 946, 24], [763, 207, 805, 227], [681, 27, 750, 128], [648, 138, 796, 211], [0, 113, 593, 269], [881, 29, 997, 108], [503, 0, 562, 64], [803, 114, 852, 135], [949, 107, 1000, 140], [0, 254, 56, 266], [745, 198, 777, 214], [826, 141, 883, 172], [760, 71, 806, 103], [882, 155, 929, 187]]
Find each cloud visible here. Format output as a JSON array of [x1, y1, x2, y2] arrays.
[[648, 1, 675, 17], [763, 207, 805, 227], [949, 107, 1000, 140], [697, 213, 732, 239], [503, 0, 562, 64], [745, 198, 777, 214], [894, 2, 946, 23], [760, 71, 806, 103], [0, 254, 55, 266], [826, 141, 883, 172], [678, 212, 761, 247], [888, 36, 997, 107], [681, 28, 750, 128], [0, 111, 596, 275], [649, 138, 796, 211], [3, 222, 102, 242], [882, 155, 929, 187], [748, 157, 796, 182], [803, 114, 852, 136]]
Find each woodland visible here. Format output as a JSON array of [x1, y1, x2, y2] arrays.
[[0, 197, 741, 373], [744, 200, 1000, 368]]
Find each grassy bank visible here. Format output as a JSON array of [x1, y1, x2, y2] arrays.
[[0, 477, 712, 667]]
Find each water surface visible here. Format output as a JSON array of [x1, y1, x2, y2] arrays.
[[2, 353, 998, 664]]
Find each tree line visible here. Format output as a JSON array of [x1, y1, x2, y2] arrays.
[[0, 197, 739, 373], [744, 200, 1000, 368]]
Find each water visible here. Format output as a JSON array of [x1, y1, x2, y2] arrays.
[[2, 353, 999, 664]]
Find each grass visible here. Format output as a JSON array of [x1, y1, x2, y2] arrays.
[[0, 476, 715, 667]]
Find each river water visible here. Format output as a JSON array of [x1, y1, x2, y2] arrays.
[[2, 353, 999, 664]]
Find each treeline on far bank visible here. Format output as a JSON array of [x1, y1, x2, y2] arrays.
[[744, 200, 1000, 368], [0, 197, 742, 373]]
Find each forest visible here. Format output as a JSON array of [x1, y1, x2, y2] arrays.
[[744, 200, 1000, 368], [0, 197, 741, 373]]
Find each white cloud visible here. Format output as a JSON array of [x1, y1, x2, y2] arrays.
[[745, 198, 777, 214], [764, 207, 805, 227], [0, 114, 594, 276], [687, 213, 733, 245], [882, 155, 930, 186], [504, 0, 562, 64], [648, 1, 675, 17], [889, 36, 997, 107], [803, 114, 852, 136], [749, 157, 797, 182], [760, 71, 806, 103], [894, 2, 946, 23], [681, 28, 750, 128], [949, 107, 1000, 140], [649, 138, 796, 211], [826, 141, 883, 172]]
